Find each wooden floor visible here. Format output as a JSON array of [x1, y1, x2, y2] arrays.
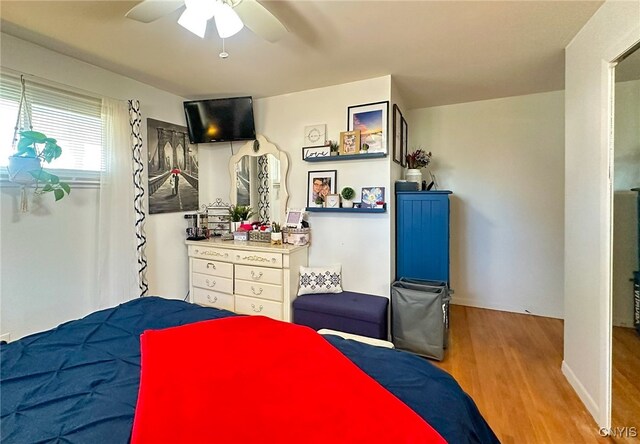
[[432, 305, 615, 444], [612, 326, 640, 444]]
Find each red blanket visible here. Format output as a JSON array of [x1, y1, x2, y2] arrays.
[[131, 316, 445, 444]]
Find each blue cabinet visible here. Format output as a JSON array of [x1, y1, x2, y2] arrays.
[[396, 191, 452, 284]]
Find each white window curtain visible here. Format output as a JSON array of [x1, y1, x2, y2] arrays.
[[96, 98, 138, 309]]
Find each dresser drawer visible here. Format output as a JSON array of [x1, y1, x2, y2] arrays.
[[235, 295, 283, 320], [192, 288, 234, 311], [192, 258, 233, 278], [192, 273, 233, 294], [233, 251, 282, 268], [235, 280, 282, 302], [234, 265, 282, 285], [189, 245, 233, 262]]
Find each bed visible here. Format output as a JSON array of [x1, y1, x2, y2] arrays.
[[1, 297, 498, 443]]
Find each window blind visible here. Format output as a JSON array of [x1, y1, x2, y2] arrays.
[[0, 74, 103, 181]]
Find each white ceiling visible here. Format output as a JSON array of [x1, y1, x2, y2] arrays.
[[0, 1, 602, 109]]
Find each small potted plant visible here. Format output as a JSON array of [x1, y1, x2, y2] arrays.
[[341, 187, 356, 208], [329, 140, 339, 156], [228, 204, 255, 231], [361, 143, 369, 153], [270, 222, 282, 245], [8, 130, 70, 202]]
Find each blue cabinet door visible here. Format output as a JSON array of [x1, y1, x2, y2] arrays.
[[396, 191, 451, 283]]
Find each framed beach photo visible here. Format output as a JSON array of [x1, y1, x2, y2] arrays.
[[307, 170, 337, 208], [400, 116, 408, 167], [347, 101, 389, 154], [392, 104, 403, 165], [339, 130, 361, 155]]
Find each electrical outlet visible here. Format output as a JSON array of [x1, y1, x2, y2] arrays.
[[0, 333, 11, 343]]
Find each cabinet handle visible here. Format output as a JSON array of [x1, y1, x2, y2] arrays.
[[206, 295, 218, 304], [251, 286, 263, 296], [206, 279, 216, 288], [250, 271, 263, 280], [251, 304, 264, 313], [206, 262, 216, 269]]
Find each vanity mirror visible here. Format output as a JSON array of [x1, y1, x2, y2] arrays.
[[229, 135, 289, 225]]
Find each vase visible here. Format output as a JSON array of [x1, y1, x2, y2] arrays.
[[405, 168, 422, 185], [231, 221, 241, 232], [342, 199, 354, 208]]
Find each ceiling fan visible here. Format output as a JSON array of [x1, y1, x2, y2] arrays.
[[125, 0, 288, 43]]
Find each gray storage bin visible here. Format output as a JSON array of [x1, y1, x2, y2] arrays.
[[391, 278, 451, 360]]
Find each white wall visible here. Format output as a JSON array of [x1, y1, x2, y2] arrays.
[[408, 91, 565, 318], [200, 77, 394, 297], [0, 34, 189, 339], [613, 79, 640, 328], [564, 0, 640, 428]]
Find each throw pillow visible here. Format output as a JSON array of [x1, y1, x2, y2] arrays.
[[297, 264, 342, 296]]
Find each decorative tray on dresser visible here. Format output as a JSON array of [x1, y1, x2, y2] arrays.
[[186, 238, 309, 322]]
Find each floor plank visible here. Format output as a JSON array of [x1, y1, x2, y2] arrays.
[[432, 305, 613, 443]]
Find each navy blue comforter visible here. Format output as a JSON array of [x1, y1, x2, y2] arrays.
[[1, 297, 498, 443]]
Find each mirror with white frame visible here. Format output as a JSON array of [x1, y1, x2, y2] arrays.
[[229, 135, 289, 225]]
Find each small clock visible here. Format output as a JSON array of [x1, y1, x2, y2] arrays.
[[325, 194, 340, 208], [304, 124, 327, 147]]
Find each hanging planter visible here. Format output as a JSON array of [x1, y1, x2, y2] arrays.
[[8, 76, 71, 211], [7, 155, 42, 185]]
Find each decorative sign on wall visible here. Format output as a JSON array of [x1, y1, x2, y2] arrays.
[[302, 145, 331, 160], [147, 118, 199, 214], [303, 124, 327, 147]]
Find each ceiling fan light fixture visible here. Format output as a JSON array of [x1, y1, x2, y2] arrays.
[[178, 9, 208, 38], [184, 0, 218, 20], [214, 2, 244, 39]]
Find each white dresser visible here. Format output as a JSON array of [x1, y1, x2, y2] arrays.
[[186, 238, 308, 322]]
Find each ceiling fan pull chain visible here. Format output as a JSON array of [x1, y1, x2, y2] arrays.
[[219, 38, 229, 59]]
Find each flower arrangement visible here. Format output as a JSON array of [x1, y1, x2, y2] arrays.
[[405, 148, 432, 170]]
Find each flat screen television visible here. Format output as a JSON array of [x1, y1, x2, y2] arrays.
[[183, 96, 256, 144]]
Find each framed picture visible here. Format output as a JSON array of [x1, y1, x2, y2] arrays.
[[339, 130, 361, 155], [361, 187, 385, 208], [347, 101, 389, 154], [285, 209, 305, 228], [303, 124, 327, 147], [307, 170, 337, 208], [302, 145, 331, 160], [325, 194, 340, 209], [400, 116, 408, 167], [392, 104, 403, 165]]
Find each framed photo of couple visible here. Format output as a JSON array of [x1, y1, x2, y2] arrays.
[[307, 170, 337, 208]]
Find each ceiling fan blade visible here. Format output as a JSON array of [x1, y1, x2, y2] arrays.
[[125, 0, 185, 23], [234, 0, 288, 43]]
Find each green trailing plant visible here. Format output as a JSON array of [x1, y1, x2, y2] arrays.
[[329, 140, 339, 153], [228, 204, 255, 222], [361, 143, 369, 152], [341, 187, 355, 201], [315, 195, 325, 205], [271, 222, 281, 233], [13, 130, 70, 201]]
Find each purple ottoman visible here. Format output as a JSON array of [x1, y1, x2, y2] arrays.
[[293, 291, 388, 339]]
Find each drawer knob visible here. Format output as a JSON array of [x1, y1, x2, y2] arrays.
[[251, 304, 264, 313], [251, 286, 263, 296], [250, 271, 263, 280], [207, 295, 218, 304], [206, 262, 216, 270], [206, 279, 216, 288]]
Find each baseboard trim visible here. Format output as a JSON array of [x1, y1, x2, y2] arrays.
[[451, 296, 563, 319], [561, 361, 601, 426]]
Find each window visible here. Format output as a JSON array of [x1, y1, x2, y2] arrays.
[[1, 74, 103, 181]]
